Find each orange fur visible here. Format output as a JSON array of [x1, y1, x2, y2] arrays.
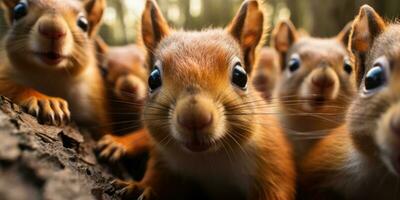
[[0, 0, 109, 136], [271, 20, 357, 160], [112, 1, 296, 199], [300, 5, 400, 199]]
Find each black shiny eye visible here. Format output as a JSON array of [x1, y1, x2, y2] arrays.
[[288, 57, 300, 72], [364, 66, 386, 92], [13, 3, 28, 21], [77, 16, 89, 32], [148, 68, 162, 92], [344, 59, 353, 74], [232, 64, 248, 89]]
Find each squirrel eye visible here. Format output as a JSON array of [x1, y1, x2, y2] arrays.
[[148, 68, 162, 92], [77, 16, 89, 32], [364, 66, 387, 92], [344, 59, 353, 74], [13, 3, 28, 21], [232, 64, 248, 89], [288, 57, 301, 72]]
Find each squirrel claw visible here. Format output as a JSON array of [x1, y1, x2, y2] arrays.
[[97, 135, 127, 162], [138, 188, 156, 200], [20, 96, 70, 126], [113, 180, 153, 200]]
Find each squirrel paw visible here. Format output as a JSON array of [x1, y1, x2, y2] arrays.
[[20, 96, 70, 126], [115, 74, 147, 102], [97, 134, 127, 162], [112, 180, 155, 200]]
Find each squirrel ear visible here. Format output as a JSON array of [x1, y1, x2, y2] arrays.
[[141, 0, 170, 55], [272, 20, 298, 70], [350, 5, 386, 85], [84, 0, 106, 37], [226, 0, 264, 74], [336, 21, 353, 48]]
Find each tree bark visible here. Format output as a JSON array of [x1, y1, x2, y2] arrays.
[[0, 96, 125, 200]]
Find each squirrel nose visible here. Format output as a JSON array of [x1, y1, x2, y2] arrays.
[[178, 111, 213, 131], [311, 74, 334, 89], [39, 23, 66, 40]]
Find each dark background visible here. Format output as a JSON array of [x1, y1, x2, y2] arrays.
[[0, 0, 399, 45]]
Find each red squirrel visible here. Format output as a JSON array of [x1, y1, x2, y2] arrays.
[[300, 5, 400, 199], [95, 37, 148, 135], [111, 0, 296, 199], [0, 0, 107, 132], [271, 20, 357, 160], [94, 37, 151, 161]]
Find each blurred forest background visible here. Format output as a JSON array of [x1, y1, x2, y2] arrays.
[[0, 0, 400, 46]]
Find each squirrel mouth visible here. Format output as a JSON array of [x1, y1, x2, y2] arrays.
[[311, 96, 326, 106], [183, 139, 212, 152], [36, 52, 66, 65]]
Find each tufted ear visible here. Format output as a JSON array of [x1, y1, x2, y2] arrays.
[[272, 20, 298, 70], [84, 0, 106, 37], [350, 5, 386, 86], [141, 0, 170, 61], [226, 0, 264, 74], [336, 21, 353, 48], [0, 0, 20, 25]]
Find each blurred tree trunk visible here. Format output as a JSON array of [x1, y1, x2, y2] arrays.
[[308, 0, 356, 37], [114, 0, 128, 44], [286, 0, 312, 32]]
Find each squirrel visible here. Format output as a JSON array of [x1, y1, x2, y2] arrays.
[[251, 47, 280, 101], [110, 1, 296, 199], [94, 37, 151, 161], [271, 19, 357, 160], [95, 37, 148, 135], [0, 0, 112, 137], [300, 5, 400, 199]]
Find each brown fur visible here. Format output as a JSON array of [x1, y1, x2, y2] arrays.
[[301, 5, 400, 199], [0, 0, 108, 135], [95, 37, 148, 134], [94, 37, 152, 161], [113, 1, 296, 200], [272, 20, 357, 160], [252, 47, 280, 101]]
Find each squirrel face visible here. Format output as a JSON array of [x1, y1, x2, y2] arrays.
[[348, 6, 400, 176], [273, 21, 356, 112], [1, 0, 105, 75], [142, 0, 264, 154]]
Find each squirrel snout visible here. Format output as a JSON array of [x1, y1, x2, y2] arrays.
[[175, 95, 215, 132], [311, 74, 334, 89], [38, 20, 67, 40], [178, 111, 213, 131]]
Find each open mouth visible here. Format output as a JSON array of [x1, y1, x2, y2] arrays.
[[311, 96, 326, 106], [35, 52, 66, 65], [182, 139, 212, 152]]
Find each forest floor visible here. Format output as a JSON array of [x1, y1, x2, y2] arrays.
[[0, 96, 131, 200]]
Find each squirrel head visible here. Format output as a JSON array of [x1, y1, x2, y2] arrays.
[[1, 0, 105, 75], [347, 5, 400, 176], [272, 20, 356, 113], [141, 0, 265, 153]]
